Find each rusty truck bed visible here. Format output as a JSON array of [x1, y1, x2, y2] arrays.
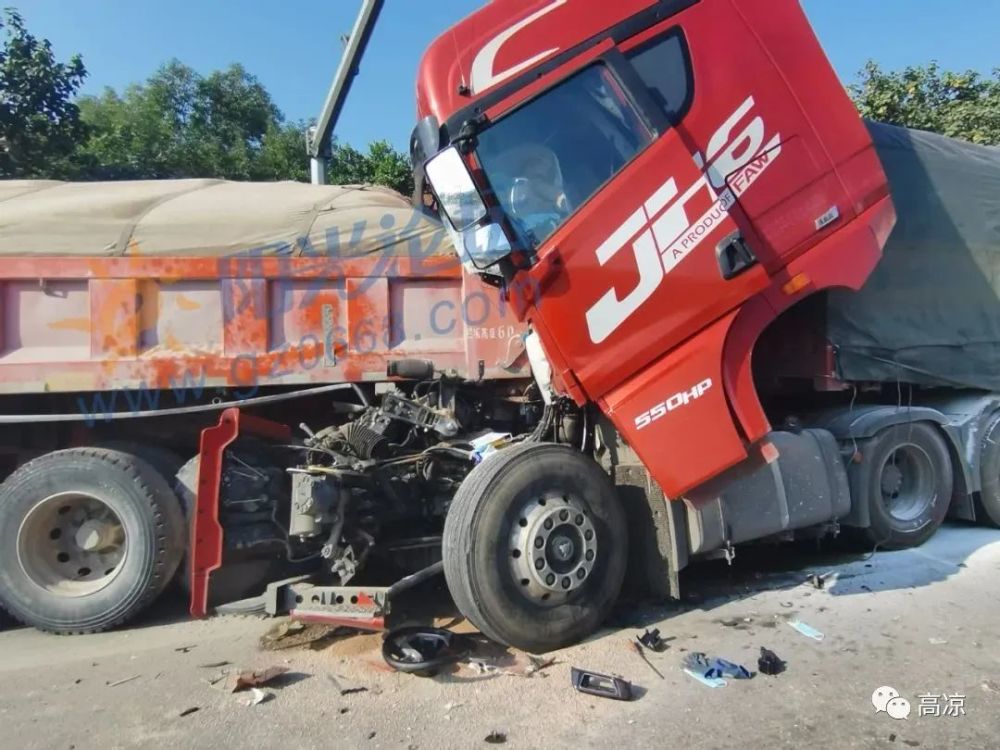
[[0, 253, 529, 396]]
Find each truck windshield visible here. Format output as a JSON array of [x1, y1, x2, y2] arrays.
[[475, 65, 651, 250]]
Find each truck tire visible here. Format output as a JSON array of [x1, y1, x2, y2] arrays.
[[0, 448, 185, 633], [442, 442, 627, 653], [856, 423, 953, 550], [976, 415, 1000, 527], [98, 441, 185, 489]]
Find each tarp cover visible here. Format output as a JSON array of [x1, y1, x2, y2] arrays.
[[0, 179, 450, 258], [825, 122, 1000, 389]]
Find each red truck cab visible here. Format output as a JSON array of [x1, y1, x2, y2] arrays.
[[414, 0, 895, 499]]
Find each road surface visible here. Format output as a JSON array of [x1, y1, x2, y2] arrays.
[[2, 525, 999, 749]]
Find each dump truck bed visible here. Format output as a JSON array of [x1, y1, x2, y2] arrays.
[[0, 180, 528, 396]]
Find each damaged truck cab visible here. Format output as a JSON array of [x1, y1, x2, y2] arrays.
[[415, 0, 897, 648], [6, 0, 992, 653]]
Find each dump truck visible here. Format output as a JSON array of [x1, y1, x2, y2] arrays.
[[1, 0, 999, 652]]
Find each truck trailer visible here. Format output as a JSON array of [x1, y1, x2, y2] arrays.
[[1, 0, 998, 652]]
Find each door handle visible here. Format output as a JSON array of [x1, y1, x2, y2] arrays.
[[716, 231, 757, 280]]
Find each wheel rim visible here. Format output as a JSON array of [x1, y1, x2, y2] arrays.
[[879, 443, 936, 523], [17, 491, 127, 597], [509, 493, 598, 606]]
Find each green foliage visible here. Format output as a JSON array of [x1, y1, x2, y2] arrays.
[[73, 60, 311, 181], [0, 8, 87, 177], [1, 10, 414, 194], [329, 139, 414, 196], [851, 61, 1000, 146]]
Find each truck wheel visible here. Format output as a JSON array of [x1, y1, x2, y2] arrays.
[[858, 424, 953, 550], [442, 442, 627, 653], [98, 441, 185, 489], [976, 415, 1000, 527], [0, 448, 185, 633]]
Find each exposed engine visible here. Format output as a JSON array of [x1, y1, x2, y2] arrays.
[[224, 375, 550, 588]]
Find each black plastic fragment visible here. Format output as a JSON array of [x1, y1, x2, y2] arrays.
[[636, 628, 668, 652], [571, 667, 633, 701], [758, 647, 786, 676]]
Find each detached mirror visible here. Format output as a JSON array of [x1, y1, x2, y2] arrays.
[[425, 146, 488, 231]]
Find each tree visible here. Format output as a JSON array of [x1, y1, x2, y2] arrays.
[[328, 139, 414, 195], [74, 61, 413, 191], [74, 60, 308, 181], [851, 61, 1000, 145], [0, 8, 87, 177], [3, 10, 413, 192]]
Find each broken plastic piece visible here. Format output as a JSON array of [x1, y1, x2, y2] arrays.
[[382, 626, 471, 676], [570, 668, 633, 701], [758, 647, 786, 676], [787, 619, 825, 641], [484, 731, 508, 744], [636, 628, 668, 652]]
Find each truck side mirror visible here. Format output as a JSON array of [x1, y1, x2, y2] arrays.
[[425, 146, 488, 231]]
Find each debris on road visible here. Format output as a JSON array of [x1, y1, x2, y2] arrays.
[[981, 680, 1000, 694], [242, 687, 272, 707], [630, 640, 664, 680], [636, 628, 669, 652], [177, 707, 200, 718], [757, 647, 786, 676], [807, 573, 828, 590], [227, 666, 290, 693], [484, 730, 508, 744], [524, 655, 556, 677], [327, 673, 367, 696], [787, 619, 825, 641], [570, 667, 634, 701], [198, 661, 231, 669], [928, 638, 948, 646], [382, 626, 471, 676], [106, 674, 141, 688], [174, 645, 196, 653], [717, 616, 754, 630], [467, 654, 555, 679]]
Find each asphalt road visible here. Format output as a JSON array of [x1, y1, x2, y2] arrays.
[[2, 524, 1000, 750]]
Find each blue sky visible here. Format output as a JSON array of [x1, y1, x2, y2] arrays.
[[11, 1, 1000, 151]]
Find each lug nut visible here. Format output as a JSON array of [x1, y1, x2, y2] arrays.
[[543, 518, 553, 530], [534, 558, 545, 571], [562, 577, 571, 589], [559, 509, 569, 522], [534, 537, 544, 549], [546, 573, 556, 586], [585, 550, 595, 561]]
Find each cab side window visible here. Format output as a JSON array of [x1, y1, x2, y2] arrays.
[[625, 30, 693, 126]]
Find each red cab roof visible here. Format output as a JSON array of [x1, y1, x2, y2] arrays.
[[416, 0, 662, 125]]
